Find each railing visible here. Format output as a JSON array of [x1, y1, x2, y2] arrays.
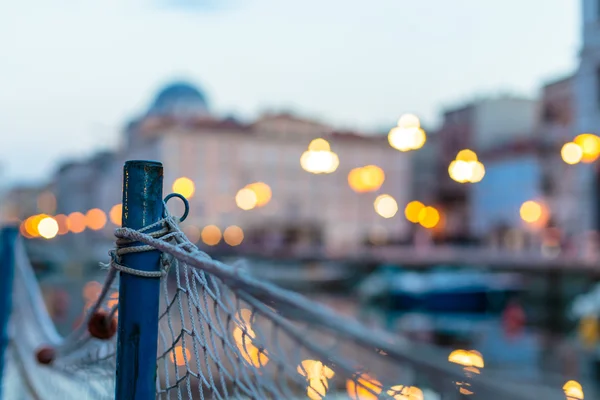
[[0, 160, 570, 400]]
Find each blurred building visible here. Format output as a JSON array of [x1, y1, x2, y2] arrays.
[[0, 185, 43, 222], [435, 96, 538, 243], [537, 76, 580, 237], [93, 81, 412, 254], [575, 0, 600, 234]]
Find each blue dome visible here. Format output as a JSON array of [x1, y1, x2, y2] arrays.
[[148, 81, 209, 118]]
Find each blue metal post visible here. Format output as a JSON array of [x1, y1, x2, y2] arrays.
[[0, 226, 18, 400], [115, 161, 163, 400]]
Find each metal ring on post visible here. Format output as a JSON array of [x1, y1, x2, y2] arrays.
[[164, 193, 189, 223]]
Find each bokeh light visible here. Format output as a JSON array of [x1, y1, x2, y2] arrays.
[[182, 225, 201, 243], [298, 360, 335, 400], [233, 309, 269, 368], [574, 133, 600, 163], [236, 188, 258, 211], [348, 165, 385, 193], [86, 208, 107, 231], [201, 225, 222, 246], [246, 182, 272, 207], [387, 385, 424, 400], [300, 150, 339, 174], [67, 212, 86, 234], [388, 127, 426, 152], [418, 206, 440, 229], [448, 349, 484, 370], [25, 214, 47, 237], [83, 281, 102, 302], [404, 201, 425, 223], [54, 214, 69, 235], [37, 191, 57, 214], [520, 201, 543, 224], [397, 114, 420, 129], [563, 380, 584, 400], [19, 221, 33, 239], [109, 204, 122, 226], [346, 374, 382, 400], [172, 177, 196, 199], [308, 138, 331, 152], [224, 225, 244, 246], [388, 114, 426, 152], [374, 195, 398, 218], [169, 346, 191, 367], [301, 138, 339, 174], [37, 217, 59, 239], [456, 149, 478, 162], [107, 292, 119, 311], [561, 142, 584, 165], [449, 151, 485, 183]]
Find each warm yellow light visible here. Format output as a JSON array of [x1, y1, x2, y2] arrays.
[[19, 221, 32, 239], [397, 114, 420, 129], [575, 133, 600, 163], [387, 385, 424, 400], [520, 201, 543, 223], [224, 225, 244, 246], [346, 374, 382, 400], [37, 191, 57, 214], [348, 165, 385, 193], [561, 142, 584, 165], [388, 127, 426, 152], [169, 346, 191, 367], [107, 292, 119, 311], [172, 177, 196, 199], [448, 160, 472, 183], [109, 204, 122, 226], [236, 188, 258, 210], [388, 127, 414, 152], [201, 225, 222, 246], [412, 128, 426, 150], [37, 217, 59, 239], [85, 208, 107, 231], [456, 149, 478, 162], [374, 194, 398, 219], [246, 182, 272, 207], [470, 161, 486, 183], [563, 380, 584, 399], [448, 349, 484, 368], [298, 360, 335, 400], [182, 225, 201, 243], [301, 150, 339, 174], [233, 310, 269, 368], [25, 214, 47, 237], [308, 138, 331, 152], [449, 159, 485, 183], [418, 207, 440, 229], [404, 201, 425, 223], [53, 214, 69, 235], [67, 212, 86, 234]]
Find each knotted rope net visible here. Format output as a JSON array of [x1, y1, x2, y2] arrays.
[[3, 205, 540, 400]]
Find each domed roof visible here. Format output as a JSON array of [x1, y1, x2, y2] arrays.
[[148, 81, 210, 118]]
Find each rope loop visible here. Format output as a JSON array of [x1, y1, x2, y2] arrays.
[[108, 200, 185, 278]]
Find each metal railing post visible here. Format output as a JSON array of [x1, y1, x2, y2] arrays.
[[0, 226, 18, 400], [115, 161, 164, 400]]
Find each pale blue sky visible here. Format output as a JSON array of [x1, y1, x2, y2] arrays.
[[0, 0, 580, 183]]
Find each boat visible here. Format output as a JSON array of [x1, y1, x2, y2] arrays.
[[358, 266, 523, 315]]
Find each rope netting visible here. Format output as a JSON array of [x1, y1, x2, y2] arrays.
[[3, 208, 541, 400]]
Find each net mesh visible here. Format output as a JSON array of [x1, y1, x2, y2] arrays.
[[3, 214, 541, 400]]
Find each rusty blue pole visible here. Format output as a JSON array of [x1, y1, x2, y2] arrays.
[[0, 226, 18, 400], [115, 161, 163, 400]]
